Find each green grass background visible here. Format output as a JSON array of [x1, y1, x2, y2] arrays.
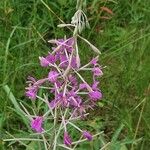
[[0, 0, 150, 149]]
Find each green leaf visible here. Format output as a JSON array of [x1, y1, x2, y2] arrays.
[[0, 113, 5, 131], [3, 85, 29, 127], [111, 123, 124, 142], [57, 0, 67, 6], [26, 141, 39, 150], [120, 145, 128, 150]]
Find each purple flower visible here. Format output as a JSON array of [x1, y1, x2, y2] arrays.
[[49, 98, 60, 109], [68, 94, 82, 107], [49, 37, 74, 53], [79, 83, 87, 89], [92, 81, 99, 90], [62, 96, 69, 107], [67, 90, 82, 106], [51, 93, 68, 107], [25, 77, 47, 100], [59, 54, 68, 68], [25, 36, 104, 143], [39, 54, 56, 67], [31, 116, 43, 133], [65, 37, 75, 53], [25, 77, 37, 100], [58, 38, 74, 53], [39, 56, 50, 67], [71, 56, 77, 68], [68, 75, 78, 86], [25, 88, 37, 100], [49, 100, 56, 109], [90, 57, 98, 65], [89, 91, 102, 101], [82, 131, 93, 141], [46, 54, 56, 64], [50, 81, 63, 94], [92, 67, 103, 76], [48, 71, 59, 83], [64, 132, 72, 146]]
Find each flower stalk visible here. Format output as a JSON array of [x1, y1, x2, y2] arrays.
[[23, 1, 104, 149]]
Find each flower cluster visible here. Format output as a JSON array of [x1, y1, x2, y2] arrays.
[[25, 37, 103, 147]]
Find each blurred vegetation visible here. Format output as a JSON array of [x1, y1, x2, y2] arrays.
[[0, 0, 150, 149]]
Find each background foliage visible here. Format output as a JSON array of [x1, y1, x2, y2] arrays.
[[0, 0, 150, 149]]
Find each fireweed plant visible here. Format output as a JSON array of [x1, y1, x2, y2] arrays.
[[24, 2, 103, 150]]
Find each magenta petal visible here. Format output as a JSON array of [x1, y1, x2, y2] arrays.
[[66, 37, 74, 46], [25, 89, 37, 100], [82, 131, 93, 141], [89, 91, 102, 101], [27, 76, 36, 83], [66, 38, 74, 52], [68, 75, 78, 86], [64, 132, 72, 146], [49, 100, 58, 109], [92, 81, 99, 90], [68, 96, 80, 107], [39, 57, 49, 67], [46, 54, 56, 64], [60, 54, 68, 67], [90, 57, 98, 65], [31, 116, 43, 133], [79, 83, 87, 89], [71, 56, 77, 68], [92, 67, 103, 76], [48, 71, 59, 83]]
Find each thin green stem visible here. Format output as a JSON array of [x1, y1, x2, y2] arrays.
[[131, 98, 146, 150]]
